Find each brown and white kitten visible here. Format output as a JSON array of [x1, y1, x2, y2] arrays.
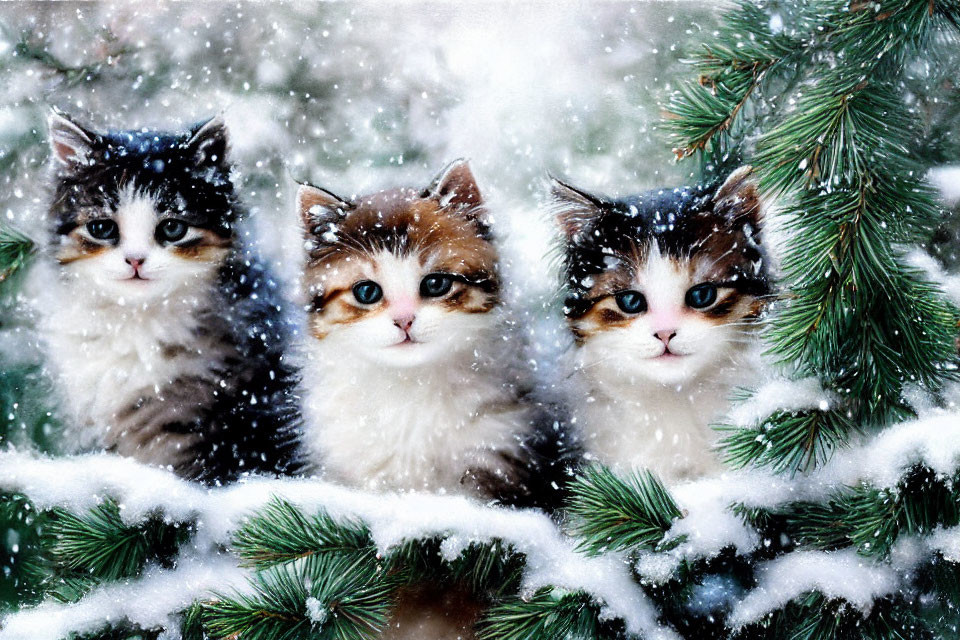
[[298, 160, 562, 640], [297, 160, 557, 504], [554, 167, 770, 482], [37, 111, 301, 483]]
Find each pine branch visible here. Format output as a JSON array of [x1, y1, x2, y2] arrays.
[[0, 225, 35, 286], [664, 1, 803, 160], [784, 466, 960, 558], [232, 498, 372, 569], [565, 465, 683, 556], [443, 540, 526, 599], [733, 592, 932, 640], [43, 500, 192, 594], [719, 409, 857, 475], [204, 552, 400, 640], [476, 588, 607, 640]]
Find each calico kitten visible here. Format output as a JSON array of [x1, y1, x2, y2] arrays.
[[296, 159, 562, 505], [38, 110, 301, 483], [553, 167, 770, 482]]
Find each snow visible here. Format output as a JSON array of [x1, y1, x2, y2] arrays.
[[726, 377, 832, 427], [727, 550, 898, 627], [305, 596, 329, 626], [926, 527, 960, 563], [908, 249, 960, 307], [0, 451, 678, 640], [7, 407, 960, 636], [1, 1, 959, 635], [930, 166, 960, 205], [634, 411, 960, 580], [0, 555, 248, 640]]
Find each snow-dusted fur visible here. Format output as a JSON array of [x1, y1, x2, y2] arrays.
[[554, 167, 771, 483], [301, 305, 528, 495], [36, 111, 301, 482], [297, 161, 560, 504], [572, 324, 763, 481]]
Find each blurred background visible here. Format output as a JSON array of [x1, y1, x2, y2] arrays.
[[0, 0, 957, 613]]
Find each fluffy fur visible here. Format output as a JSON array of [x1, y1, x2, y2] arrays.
[[297, 160, 565, 506], [297, 160, 570, 640], [554, 167, 771, 482], [38, 110, 301, 483]]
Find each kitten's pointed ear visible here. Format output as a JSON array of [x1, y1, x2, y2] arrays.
[[186, 115, 229, 168], [426, 159, 483, 210], [48, 109, 96, 169], [550, 177, 604, 239], [297, 183, 351, 236], [714, 165, 765, 231]]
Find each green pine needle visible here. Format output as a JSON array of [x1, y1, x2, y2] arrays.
[[476, 588, 604, 640], [0, 225, 35, 286], [733, 592, 931, 640], [718, 409, 858, 476], [566, 465, 683, 556], [785, 467, 960, 558], [45, 500, 192, 584], [232, 498, 372, 569], [204, 552, 400, 640]]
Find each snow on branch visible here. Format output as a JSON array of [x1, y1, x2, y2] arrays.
[[0, 556, 248, 640], [4, 407, 960, 638], [0, 451, 676, 640], [726, 549, 898, 628], [637, 411, 960, 580]]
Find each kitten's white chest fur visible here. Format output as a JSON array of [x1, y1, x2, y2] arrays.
[[301, 344, 524, 495], [574, 343, 761, 482], [35, 265, 225, 457]]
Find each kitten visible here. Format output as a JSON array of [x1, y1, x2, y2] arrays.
[[296, 160, 564, 506], [553, 167, 770, 482], [37, 110, 301, 483]]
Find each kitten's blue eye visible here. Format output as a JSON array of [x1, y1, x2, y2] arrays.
[[615, 290, 647, 314], [420, 274, 453, 298], [86, 219, 119, 242], [686, 283, 718, 309], [156, 219, 188, 243], [352, 280, 383, 305]]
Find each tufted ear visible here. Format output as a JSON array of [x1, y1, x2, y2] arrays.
[[48, 109, 97, 169], [185, 115, 229, 168], [714, 165, 764, 232], [550, 177, 605, 240], [297, 183, 351, 237], [425, 159, 483, 210]]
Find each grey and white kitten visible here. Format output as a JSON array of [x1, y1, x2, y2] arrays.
[[36, 110, 301, 483]]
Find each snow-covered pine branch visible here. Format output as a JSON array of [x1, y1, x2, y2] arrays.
[[0, 451, 675, 640]]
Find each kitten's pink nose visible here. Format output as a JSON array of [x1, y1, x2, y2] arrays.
[[654, 330, 677, 346], [393, 314, 415, 332], [125, 256, 146, 270]]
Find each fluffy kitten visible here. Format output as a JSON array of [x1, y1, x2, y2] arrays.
[[297, 160, 562, 505], [554, 167, 770, 482], [38, 110, 301, 483]]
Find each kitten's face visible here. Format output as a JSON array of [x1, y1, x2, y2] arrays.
[[47, 113, 235, 304], [298, 160, 500, 368], [555, 167, 770, 387]]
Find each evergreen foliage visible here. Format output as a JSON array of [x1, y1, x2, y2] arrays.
[[566, 465, 682, 556], [205, 553, 400, 640], [477, 589, 607, 640], [0, 225, 34, 285]]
